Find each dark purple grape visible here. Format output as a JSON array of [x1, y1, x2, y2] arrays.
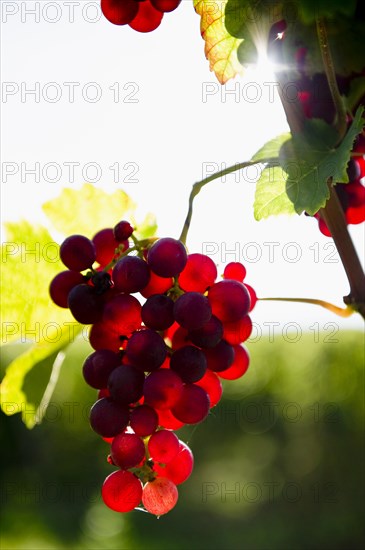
[[67, 284, 104, 324], [89, 398, 129, 438], [82, 349, 121, 389], [113, 220, 134, 242], [143, 369, 183, 410], [49, 270, 85, 308], [130, 405, 158, 437], [347, 159, 361, 182], [112, 256, 150, 293], [204, 340, 235, 372], [108, 364, 145, 404], [170, 345, 207, 383], [125, 329, 167, 372], [142, 294, 174, 330], [173, 292, 212, 330], [188, 315, 223, 348], [171, 384, 210, 424], [111, 433, 145, 470], [147, 238, 187, 277], [60, 234, 96, 271]]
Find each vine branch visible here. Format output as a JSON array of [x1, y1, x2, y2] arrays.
[[259, 297, 353, 318], [315, 16, 347, 140], [179, 158, 278, 244]]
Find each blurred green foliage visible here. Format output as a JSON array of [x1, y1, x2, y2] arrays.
[[1, 331, 364, 550]]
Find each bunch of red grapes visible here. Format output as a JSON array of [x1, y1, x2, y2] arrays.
[[267, 20, 365, 237], [49, 221, 256, 516], [100, 0, 181, 33]]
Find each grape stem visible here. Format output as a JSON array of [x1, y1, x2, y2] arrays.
[[259, 297, 353, 318], [315, 16, 347, 142], [179, 158, 278, 245]]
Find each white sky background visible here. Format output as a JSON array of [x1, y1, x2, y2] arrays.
[[1, 0, 364, 336]]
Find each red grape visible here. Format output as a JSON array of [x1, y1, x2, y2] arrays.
[[148, 429, 180, 464], [111, 432, 146, 469], [129, 0, 164, 33], [178, 253, 217, 293], [153, 441, 194, 485], [142, 477, 178, 516], [101, 0, 139, 25], [102, 470, 142, 512]]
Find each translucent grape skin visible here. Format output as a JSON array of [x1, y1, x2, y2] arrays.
[[218, 344, 250, 380], [147, 237, 187, 277], [102, 293, 142, 335], [82, 349, 121, 389], [92, 228, 128, 267], [223, 262, 246, 282], [130, 405, 158, 437], [89, 398, 129, 438], [196, 369, 223, 407], [140, 271, 173, 298], [68, 284, 104, 324], [172, 384, 210, 424], [108, 364, 145, 404], [142, 294, 175, 331], [112, 255, 150, 293], [49, 270, 85, 308], [222, 315, 252, 345], [102, 470, 142, 513], [151, 0, 181, 12], [60, 234, 96, 271], [144, 369, 183, 410], [129, 0, 164, 32], [142, 477, 178, 516], [208, 280, 251, 322], [111, 433, 146, 469], [178, 253, 217, 293], [170, 345, 207, 383], [156, 407, 185, 430], [125, 329, 167, 372], [152, 441, 194, 485], [101, 0, 138, 25], [148, 429, 180, 464], [173, 292, 212, 331]]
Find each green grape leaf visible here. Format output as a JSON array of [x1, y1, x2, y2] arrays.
[[279, 107, 365, 215], [194, 0, 244, 84], [42, 183, 137, 238], [0, 221, 82, 426], [252, 133, 291, 162], [254, 165, 296, 220], [1, 343, 70, 429], [134, 212, 158, 241]]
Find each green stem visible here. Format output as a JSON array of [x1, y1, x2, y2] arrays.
[[260, 297, 353, 318], [179, 157, 278, 245], [316, 16, 347, 141]]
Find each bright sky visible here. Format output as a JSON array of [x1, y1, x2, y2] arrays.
[[1, 1, 364, 335]]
